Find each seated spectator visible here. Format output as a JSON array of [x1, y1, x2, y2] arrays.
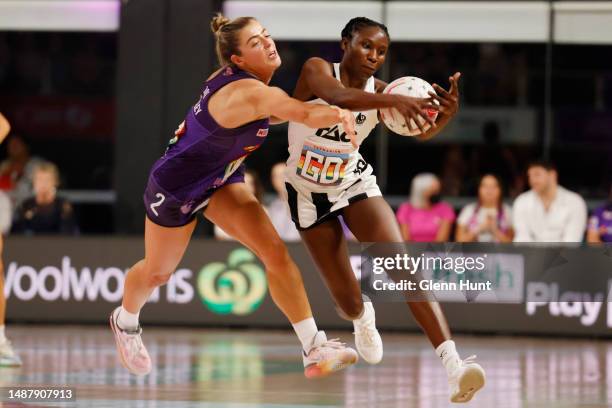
[[587, 186, 612, 243], [513, 160, 586, 242], [456, 174, 513, 243], [215, 169, 264, 241], [267, 162, 300, 242], [0, 134, 45, 205], [12, 162, 78, 235], [0, 190, 11, 235], [396, 173, 455, 242]]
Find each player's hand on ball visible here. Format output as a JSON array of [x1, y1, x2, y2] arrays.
[[394, 95, 438, 134], [429, 72, 461, 116]]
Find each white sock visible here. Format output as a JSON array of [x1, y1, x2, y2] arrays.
[[436, 339, 461, 375], [292, 317, 318, 353], [353, 302, 371, 325], [0, 325, 5, 342], [117, 307, 140, 331]]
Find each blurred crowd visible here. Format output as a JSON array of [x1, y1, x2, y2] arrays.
[[0, 33, 115, 96], [0, 34, 610, 241], [0, 129, 78, 236], [229, 160, 610, 244]]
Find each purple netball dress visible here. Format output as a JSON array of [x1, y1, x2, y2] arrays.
[[144, 66, 270, 227]]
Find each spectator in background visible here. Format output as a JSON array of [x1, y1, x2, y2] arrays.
[[0, 134, 45, 205], [513, 160, 587, 242], [396, 173, 455, 242], [0, 113, 21, 366], [215, 169, 264, 241], [587, 185, 612, 243], [456, 174, 513, 242], [12, 162, 77, 235], [267, 162, 300, 241]]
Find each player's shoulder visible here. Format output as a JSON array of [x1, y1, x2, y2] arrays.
[[225, 78, 268, 99], [231, 77, 266, 90], [302, 57, 333, 75]]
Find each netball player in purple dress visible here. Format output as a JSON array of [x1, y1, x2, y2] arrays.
[[110, 14, 359, 379]]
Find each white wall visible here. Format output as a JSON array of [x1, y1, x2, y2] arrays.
[[0, 0, 611, 44], [0, 0, 119, 32]]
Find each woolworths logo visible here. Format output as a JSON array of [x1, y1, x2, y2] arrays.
[[197, 249, 267, 315]]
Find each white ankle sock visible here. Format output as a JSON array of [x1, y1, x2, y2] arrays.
[[292, 317, 318, 353], [117, 307, 140, 331], [353, 302, 372, 325], [436, 339, 461, 375], [0, 325, 5, 342]]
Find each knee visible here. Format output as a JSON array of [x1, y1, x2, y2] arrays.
[[147, 273, 172, 287], [258, 239, 292, 272], [142, 259, 175, 287]]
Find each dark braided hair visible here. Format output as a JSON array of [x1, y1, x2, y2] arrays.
[[341, 17, 390, 41]]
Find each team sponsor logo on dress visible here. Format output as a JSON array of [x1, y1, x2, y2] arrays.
[[180, 200, 195, 215], [353, 159, 368, 175], [297, 142, 350, 186], [197, 249, 267, 315], [256, 128, 268, 137], [243, 145, 259, 153], [315, 125, 350, 143], [356, 113, 366, 125]]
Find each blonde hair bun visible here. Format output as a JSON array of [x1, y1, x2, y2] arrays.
[[211, 13, 230, 34]]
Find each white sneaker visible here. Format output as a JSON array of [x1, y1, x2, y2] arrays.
[[110, 306, 152, 376], [448, 355, 485, 403], [353, 302, 383, 364], [0, 338, 22, 367], [303, 331, 358, 379]]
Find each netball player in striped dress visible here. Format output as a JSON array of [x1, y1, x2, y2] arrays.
[[285, 17, 485, 402], [110, 14, 358, 379]]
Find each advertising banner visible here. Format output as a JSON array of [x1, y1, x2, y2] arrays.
[[4, 238, 612, 336]]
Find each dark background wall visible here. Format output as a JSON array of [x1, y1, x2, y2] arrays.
[[114, 0, 222, 233]]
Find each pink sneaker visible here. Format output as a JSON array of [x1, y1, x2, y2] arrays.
[[109, 307, 152, 376], [303, 331, 358, 379]]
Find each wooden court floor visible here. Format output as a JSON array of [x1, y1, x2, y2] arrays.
[[0, 326, 610, 407]]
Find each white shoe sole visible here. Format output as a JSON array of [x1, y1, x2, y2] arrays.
[[451, 365, 486, 403], [304, 351, 358, 379], [355, 342, 383, 365]]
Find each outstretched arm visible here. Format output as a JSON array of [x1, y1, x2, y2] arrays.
[[300, 57, 436, 133], [248, 82, 358, 147]]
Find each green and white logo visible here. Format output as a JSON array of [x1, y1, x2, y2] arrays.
[[197, 248, 267, 315]]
